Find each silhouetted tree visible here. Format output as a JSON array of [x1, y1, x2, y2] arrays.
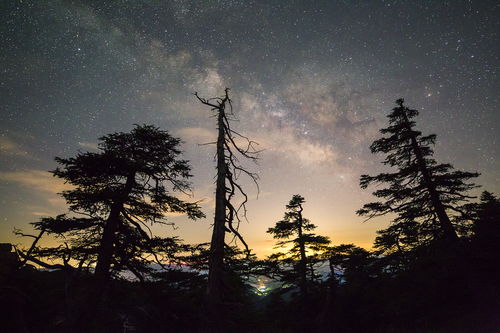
[[184, 243, 257, 300], [461, 191, 500, 279], [323, 244, 374, 285], [184, 243, 256, 279], [469, 191, 500, 242], [18, 125, 204, 282], [316, 244, 374, 327], [267, 195, 330, 296], [195, 89, 259, 311], [358, 99, 479, 254]]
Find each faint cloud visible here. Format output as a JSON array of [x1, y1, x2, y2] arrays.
[[175, 127, 215, 144], [256, 126, 337, 165], [0, 170, 71, 195], [240, 93, 260, 112], [0, 170, 71, 216], [0, 136, 29, 157], [78, 141, 99, 150], [144, 39, 194, 80], [163, 211, 189, 218], [279, 69, 381, 143], [31, 211, 58, 217], [230, 91, 338, 166], [189, 67, 226, 97]]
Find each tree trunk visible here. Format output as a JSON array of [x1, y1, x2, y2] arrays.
[[297, 207, 309, 296], [207, 108, 227, 308], [316, 260, 337, 331], [94, 172, 136, 281], [401, 111, 458, 241], [94, 204, 121, 281]]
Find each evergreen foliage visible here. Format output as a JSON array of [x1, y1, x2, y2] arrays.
[[3, 101, 499, 333], [267, 195, 330, 295], [358, 99, 479, 255], [21, 125, 204, 281]]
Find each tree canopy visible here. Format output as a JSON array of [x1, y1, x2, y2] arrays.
[[267, 194, 330, 295], [358, 99, 479, 255], [23, 124, 204, 281]]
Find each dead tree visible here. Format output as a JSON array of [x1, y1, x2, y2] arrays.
[[195, 88, 259, 310]]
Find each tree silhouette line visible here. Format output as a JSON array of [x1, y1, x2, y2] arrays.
[[1, 92, 498, 332]]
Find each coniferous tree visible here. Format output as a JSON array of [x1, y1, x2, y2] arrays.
[[267, 195, 330, 296], [317, 244, 374, 327], [358, 99, 479, 253], [469, 191, 500, 242], [461, 191, 500, 279], [18, 125, 204, 282], [184, 243, 257, 299], [323, 244, 374, 285]]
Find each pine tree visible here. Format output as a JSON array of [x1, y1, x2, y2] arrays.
[[267, 195, 330, 296], [470, 191, 500, 242], [18, 125, 204, 282], [461, 191, 500, 272], [323, 244, 373, 285], [317, 244, 374, 328], [183, 242, 257, 297], [358, 98, 479, 252]]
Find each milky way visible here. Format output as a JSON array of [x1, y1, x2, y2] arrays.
[[1, 1, 498, 255]]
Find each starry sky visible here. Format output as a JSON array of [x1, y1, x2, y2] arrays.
[[1, 0, 498, 257]]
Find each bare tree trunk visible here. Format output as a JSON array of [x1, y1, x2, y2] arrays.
[[195, 89, 259, 326], [207, 108, 227, 308]]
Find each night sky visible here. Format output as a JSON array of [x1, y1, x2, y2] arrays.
[[1, 0, 498, 256]]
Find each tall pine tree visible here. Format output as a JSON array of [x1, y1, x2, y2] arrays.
[[358, 99, 479, 252]]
